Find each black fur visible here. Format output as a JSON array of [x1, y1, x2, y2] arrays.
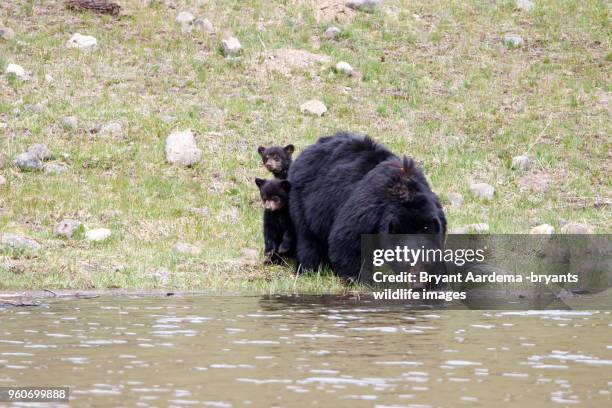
[[288, 132, 446, 279], [257, 145, 294, 179], [255, 178, 295, 264]]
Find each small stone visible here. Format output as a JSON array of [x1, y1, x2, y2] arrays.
[[45, 74, 54, 83], [1, 233, 41, 251], [469, 182, 495, 201], [101, 122, 122, 135], [85, 228, 111, 242], [66, 33, 98, 51], [335, 61, 354, 76], [14, 152, 43, 171], [324, 26, 341, 39], [175, 11, 195, 26], [447, 192, 463, 208], [173, 242, 200, 255], [516, 0, 534, 12], [54, 219, 83, 239], [0, 26, 15, 41], [346, 0, 381, 12], [511, 155, 530, 170], [44, 163, 69, 174], [194, 18, 215, 34], [25, 103, 44, 113], [300, 99, 327, 116], [61, 116, 78, 130], [560, 223, 593, 234], [165, 129, 203, 167], [6, 63, 28, 80], [503, 34, 524, 48], [0, 175, 5, 186], [530, 224, 554, 235], [28, 144, 52, 161], [221, 36, 242, 56]]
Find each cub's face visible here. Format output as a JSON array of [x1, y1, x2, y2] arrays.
[[255, 178, 291, 211], [257, 145, 294, 175]]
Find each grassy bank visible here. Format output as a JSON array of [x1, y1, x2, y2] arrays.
[[0, 0, 610, 292]]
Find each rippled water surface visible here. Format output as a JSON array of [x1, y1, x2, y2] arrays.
[[1, 296, 611, 407]]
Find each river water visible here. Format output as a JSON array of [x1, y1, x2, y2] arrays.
[[0, 296, 610, 407]]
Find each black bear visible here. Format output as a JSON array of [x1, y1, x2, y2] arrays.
[[288, 132, 446, 280], [255, 178, 295, 264], [257, 145, 294, 179]]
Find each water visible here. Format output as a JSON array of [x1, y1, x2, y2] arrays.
[[1, 296, 611, 407]]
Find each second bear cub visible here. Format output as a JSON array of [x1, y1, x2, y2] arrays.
[[257, 144, 294, 179], [255, 178, 294, 264]]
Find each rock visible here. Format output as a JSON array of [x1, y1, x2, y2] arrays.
[[346, 0, 380, 12], [221, 36, 242, 56], [503, 34, 524, 48], [45, 74, 54, 83], [335, 61, 354, 76], [0, 26, 15, 41], [44, 163, 68, 174], [560, 223, 593, 234], [175, 11, 195, 26], [61, 116, 78, 130], [194, 18, 215, 34], [1, 234, 41, 251], [469, 182, 495, 201], [66, 33, 98, 51], [530, 224, 554, 235], [300, 99, 327, 116], [25, 103, 44, 113], [511, 155, 530, 170], [447, 192, 463, 208], [165, 129, 203, 167], [518, 174, 549, 193], [516, 0, 534, 12], [468, 223, 490, 233], [0, 175, 5, 186], [28, 144, 52, 161], [324, 26, 341, 39], [160, 115, 175, 124], [14, 152, 43, 171], [173, 242, 200, 255], [101, 121, 122, 135], [6, 63, 28, 80], [54, 219, 82, 239], [187, 207, 209, 216], [85, 228, 111, 242]]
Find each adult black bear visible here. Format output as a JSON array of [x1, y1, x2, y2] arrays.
[[288, 132, 446, 280]]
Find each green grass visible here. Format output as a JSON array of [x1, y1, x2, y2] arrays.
[[0, 0, 610, 293]]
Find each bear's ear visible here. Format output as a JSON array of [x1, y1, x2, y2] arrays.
[[257, 146, 266, 157], [284, 144, 295, 156], [255, 178, 266, 189], [280, 180, 291, 192], [401, 156, 415, 178]]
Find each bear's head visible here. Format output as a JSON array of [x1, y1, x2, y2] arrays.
[[257, 145, 294, 177], [255, 178, 291, 211]]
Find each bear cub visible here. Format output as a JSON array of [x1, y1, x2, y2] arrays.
[[258, 144, 294, 179], [255, 178, 295, 264]]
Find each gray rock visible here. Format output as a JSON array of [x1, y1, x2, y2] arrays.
[[101, 122, 122, 135], [28, 144, 52, 161], [324, 26, 341, 39], [54, 219, 83, 239], [66, 33, 97, 51], [300, 99, 327, 116], [469, 182, 495, 201], [530, 224, 554, 235], [511, 155, 530, 170], [5, 63, 28, 81], [173, 242, 200, 255], [61, 116, 78, 130], [346, 0, 381, 12], [503, 34, 524, 48], [447, 192, 464, 208], [335, 61, 354, 76], [165, 129, 203, 167], [194, 18, 215, 34], [221, 36, 242, 56], [516, 0, 534, 12], [85, 228, 111, 242], [0, 26, 15, 41], [175, 11, 195, 25], [44, 163, 68, 174], [560, 223, 593, 234], [14, 152, 43, 171], [0, 175, 6, 186], [1, 233, 41, 251], [25, 103, 44, 113]]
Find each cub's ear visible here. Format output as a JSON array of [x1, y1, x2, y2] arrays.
[[284, 144, 295, 156], [280, 180, 291, 192], [255, 178, 266, 189], [257, 146, 266, 157]]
